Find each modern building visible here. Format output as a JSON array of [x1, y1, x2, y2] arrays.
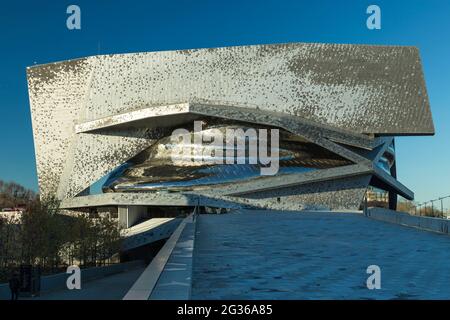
[[27, 43, 433, 227]]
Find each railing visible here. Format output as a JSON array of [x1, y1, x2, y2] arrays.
[[414, 195, 450, 218]]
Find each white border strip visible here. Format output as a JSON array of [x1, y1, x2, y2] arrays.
[[123, 213, 193, 300]]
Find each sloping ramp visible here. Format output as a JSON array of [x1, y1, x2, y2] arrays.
[[121, 218, 182, 251]]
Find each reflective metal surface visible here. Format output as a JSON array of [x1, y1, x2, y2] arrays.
[[103, 122, 352, 192]]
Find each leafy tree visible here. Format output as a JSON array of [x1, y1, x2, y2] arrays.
[[0, 180, 36, 208], [1, 185, 123, 282]]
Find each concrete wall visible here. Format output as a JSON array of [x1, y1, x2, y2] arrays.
[[0, 260, 144, 300], [367, 207, 449, 234], [123, 214, 195, 300], [127, 206, 147, 227], [119, 205, 148, 229], [150, 215, 196, 300]]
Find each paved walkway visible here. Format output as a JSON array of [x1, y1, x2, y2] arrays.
[[192, 210, 450, 299], [28, 266, 145, 300]]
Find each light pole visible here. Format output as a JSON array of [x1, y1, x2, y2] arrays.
[[439, 197, 444, 217]]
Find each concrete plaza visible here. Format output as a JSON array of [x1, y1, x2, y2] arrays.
[[192, 211, 450, 299]]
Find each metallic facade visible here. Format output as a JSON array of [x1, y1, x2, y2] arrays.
[[27, 43, 434, 211]]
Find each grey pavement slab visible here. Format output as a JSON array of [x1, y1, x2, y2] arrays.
[[192, 210, 450, 300], [27, 265, 145, 300]]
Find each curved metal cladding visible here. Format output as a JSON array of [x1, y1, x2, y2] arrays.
[[102, 122, 352, 193], [26, 43, 433, 210]]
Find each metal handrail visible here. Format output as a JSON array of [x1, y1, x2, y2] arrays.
[[416, 195, 450, 217]]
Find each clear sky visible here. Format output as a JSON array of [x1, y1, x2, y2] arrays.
[[0, 0, 449, 204]]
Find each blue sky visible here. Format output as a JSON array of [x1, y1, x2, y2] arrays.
[[0, 0, 448, 204]]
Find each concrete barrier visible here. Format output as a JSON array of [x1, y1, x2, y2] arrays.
[[0, 260, 144, 300], [367, 207, 450, 234], [123, 213, 196, 300]]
